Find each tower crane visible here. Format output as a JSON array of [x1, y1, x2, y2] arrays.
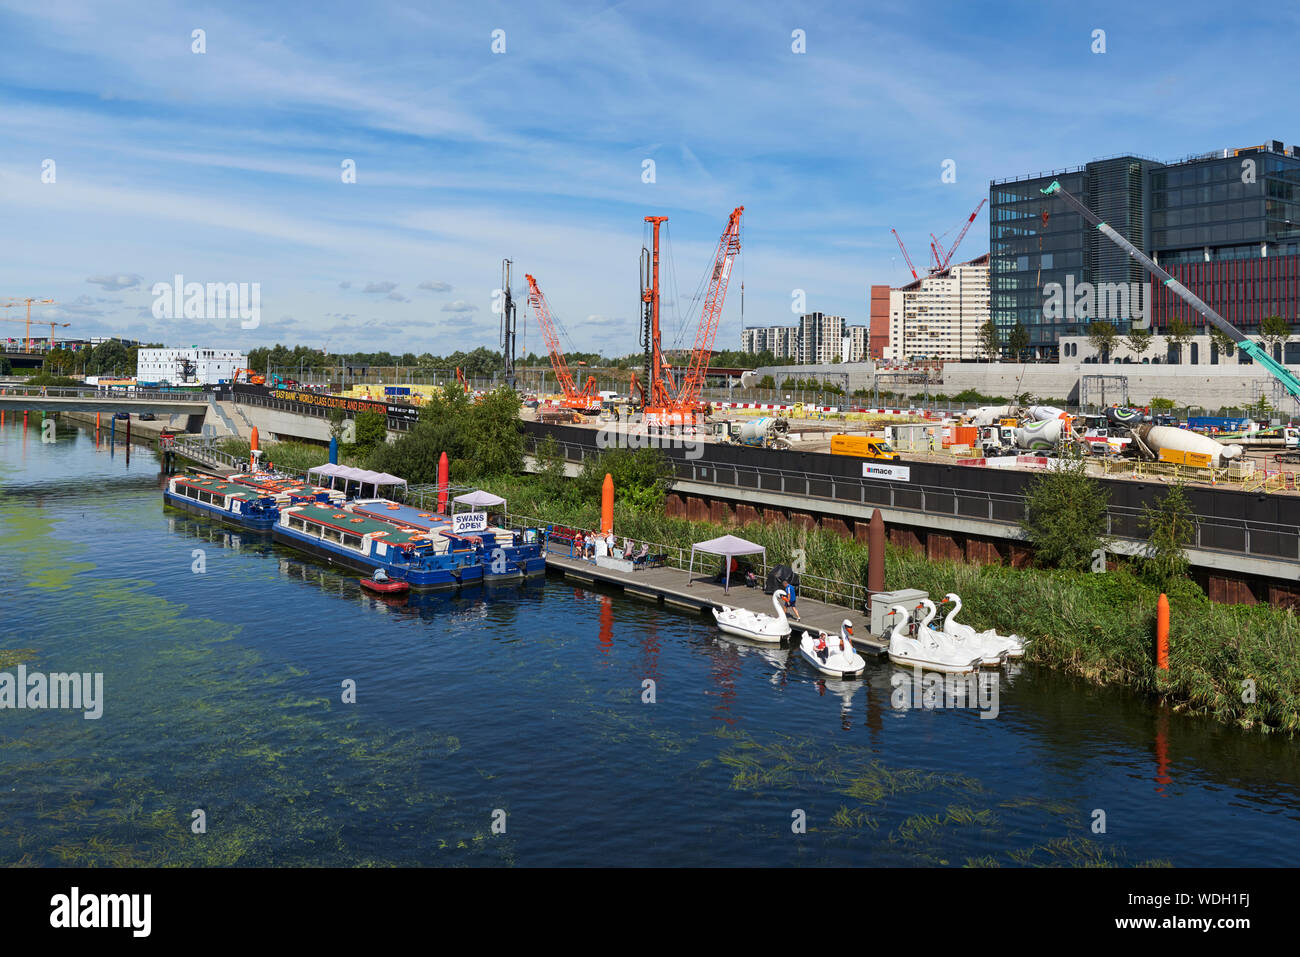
[[1041, 180, 1300, 401], [930, 198, 987, 272], [891, 229, 919, 281], [1, 298, 57, 351], [524, 274, 600, 413], [0, 315, 70, 350]]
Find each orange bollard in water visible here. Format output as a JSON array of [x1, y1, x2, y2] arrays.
[[601, 473, 613, 536], [1156, 593, 1170, 670]]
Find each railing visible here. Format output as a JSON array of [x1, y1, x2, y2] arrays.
[[171, 435, 249, 472], [226, 388, 416, 432], [525, 435, 1300, 565], [505, 510, 868, 611], [0, 385, 211, 402]]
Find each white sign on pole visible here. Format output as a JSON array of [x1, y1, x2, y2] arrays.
[[862, 463, 911, 482], [452, 512, 488, 534]]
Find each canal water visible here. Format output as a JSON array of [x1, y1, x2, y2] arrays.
[[2, 419, 1298, 867]]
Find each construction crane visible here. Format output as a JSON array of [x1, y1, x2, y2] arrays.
[[891, 229, 919, 281], [639, 207, 745, 426], [1, 298, 57, 351], [929, 198, 987, 272], [0, 315, 69, 351], [1041, 180, 1300, 401], [524, 273, 600, 413], [499, 258, 517, 388], [673, 205, 744, 419]]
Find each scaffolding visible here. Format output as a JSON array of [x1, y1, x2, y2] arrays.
[[1080, 374, 1129, 410]]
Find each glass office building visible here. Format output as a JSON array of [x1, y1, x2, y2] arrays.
[[989, 141, 1300, 359]]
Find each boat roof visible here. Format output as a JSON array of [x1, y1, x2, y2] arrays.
[[174, 474, 267, 502], [288, 502, 433, 547], [231, 473, 340, 498], [349, 499, 450, 530]]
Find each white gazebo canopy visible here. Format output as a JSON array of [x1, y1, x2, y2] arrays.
[[452, 489, 506, 512], [688, 534, 767, 593], [306, 464, 408, 498]]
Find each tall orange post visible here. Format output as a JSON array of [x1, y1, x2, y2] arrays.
[[601, 473, 613, 536], [437, 452, 449, 514], [1156, 593, 1169, 670], [249, 426, 260, 472], [96, 412, 100, 429]]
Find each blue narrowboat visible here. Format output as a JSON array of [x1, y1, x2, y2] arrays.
[[273, 502, 482, 589]]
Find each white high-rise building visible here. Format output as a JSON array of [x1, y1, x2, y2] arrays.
[[740, 325, 798, 360], [886, 254, 990, 363], [798, 313, 846, 364], [136, 347, 248, 385]]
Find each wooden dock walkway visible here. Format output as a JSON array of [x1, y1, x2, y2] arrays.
[[545, 548, 886, 652]]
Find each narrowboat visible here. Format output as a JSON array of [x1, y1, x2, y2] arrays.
[[273, 502, 483, 589], [347, 498, 545, 582], [163, 474, 281, 531]]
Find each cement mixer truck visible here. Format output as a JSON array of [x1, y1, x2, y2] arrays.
[[710, 417, 790, 449]]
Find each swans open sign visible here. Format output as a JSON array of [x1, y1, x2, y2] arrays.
[[452, 512, 488, 534]]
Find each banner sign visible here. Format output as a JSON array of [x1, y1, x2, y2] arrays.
[[452, 512, 488, 534], [232, 383, 418, 423], [862, 463, 911, 482]]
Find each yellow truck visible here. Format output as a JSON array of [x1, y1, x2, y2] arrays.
[[830, 434, 901, 461]]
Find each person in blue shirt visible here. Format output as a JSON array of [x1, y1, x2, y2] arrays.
[[784, 581, 800, 621]]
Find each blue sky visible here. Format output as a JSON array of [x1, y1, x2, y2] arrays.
[[3, 0, 1298, 357]]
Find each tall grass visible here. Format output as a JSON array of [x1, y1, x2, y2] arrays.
[[477, 472, 1300, 736]]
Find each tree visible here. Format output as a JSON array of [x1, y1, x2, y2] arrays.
[[1138, 483, 1196, 588], [1087, 321, 1119, 363], [1007, 322, 1030, 361], [352, 410, 389, 454], [534, 434, 568, 500], [575, 447, 675, 513], [1260, 314, 1292, 361], [1020, 445, 1110, 570], [1125, 326, 1153, 360], [368, 385, 523, 482], [1207, 326, 1235, 362], [977, 320, 1000, 361], [1165, 317, 1193, 364]]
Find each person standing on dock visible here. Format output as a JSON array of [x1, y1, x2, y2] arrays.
[[785, 581, 800, 621]]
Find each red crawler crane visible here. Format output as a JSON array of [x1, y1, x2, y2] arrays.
[[524, 273, 600, 413], [641, 206, 744, 426]]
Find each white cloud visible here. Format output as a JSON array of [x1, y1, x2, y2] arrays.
[[363, 281, 399, 294], [418, 280, 452, 292], [441, 300, 479, 314], [85, 273, 142, 291]]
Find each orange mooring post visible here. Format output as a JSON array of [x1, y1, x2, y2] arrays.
[[1156, 593, 1170, 670], [601, 472, 613, 536], [96, 412, 100, 429], [437, 452, 449, 514]]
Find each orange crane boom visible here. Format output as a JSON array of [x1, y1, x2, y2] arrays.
[[676, 206, 743, 415], [524, 274, 600, 412]]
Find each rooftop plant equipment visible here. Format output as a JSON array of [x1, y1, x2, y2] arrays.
[[1041, 179, 1300, 403]]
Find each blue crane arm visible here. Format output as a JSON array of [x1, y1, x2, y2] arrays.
[[1041, 180, 1300, 401]]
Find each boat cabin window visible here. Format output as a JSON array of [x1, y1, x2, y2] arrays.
[[288, 515, 308, 531], [341, 532, 362, 549], [322, 526, 343, 543]]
